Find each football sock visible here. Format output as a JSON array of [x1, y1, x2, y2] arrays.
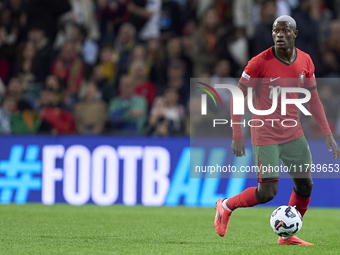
[[288, 189, 311, 218], [225, 187, 260, 211], [222, 199, 232, 212]]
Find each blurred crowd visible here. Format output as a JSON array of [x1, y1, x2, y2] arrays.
[[0, 0, 339, 138]]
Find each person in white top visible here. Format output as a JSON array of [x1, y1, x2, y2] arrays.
[[139, 0, 162, 41]]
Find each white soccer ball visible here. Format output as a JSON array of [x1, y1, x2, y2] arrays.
[[270, 205, 302, 237]]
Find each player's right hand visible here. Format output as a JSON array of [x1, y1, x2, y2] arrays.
[[325, 135, 340, 159], [231, 140, 246, 157]]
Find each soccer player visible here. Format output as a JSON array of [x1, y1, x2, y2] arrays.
[[214, 15, 340, 245]]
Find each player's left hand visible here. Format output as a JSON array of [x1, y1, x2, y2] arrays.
[[325, 135, 340, 159]]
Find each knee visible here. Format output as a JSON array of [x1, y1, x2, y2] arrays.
[[258, 182, 278, 203], [295, 179, 313, 197]]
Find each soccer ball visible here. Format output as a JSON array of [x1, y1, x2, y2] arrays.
[[270, 205, 302, 237]]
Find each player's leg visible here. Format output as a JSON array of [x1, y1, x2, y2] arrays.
[[258, 181, 278, 203], [278, 136, 314, 245], [278, 176, 314, 245], [289, 172, 313, 217], [214, 144, 280, 237], [280, 136, 313, 217], [214, 188, 262, 237]]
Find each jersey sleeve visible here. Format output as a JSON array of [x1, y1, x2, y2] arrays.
[[238, 57, 261, 90], [303, 55, 317, 91]]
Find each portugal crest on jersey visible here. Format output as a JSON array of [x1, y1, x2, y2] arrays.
[[298, 71, 305, 87]]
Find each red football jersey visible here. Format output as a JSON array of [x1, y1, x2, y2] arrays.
[[238, 46, 316, 145]]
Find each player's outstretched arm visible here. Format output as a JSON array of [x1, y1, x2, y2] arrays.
[[325, 135, 340, 159], [307, 89, 339, 159], [231, 85, 247, 157]]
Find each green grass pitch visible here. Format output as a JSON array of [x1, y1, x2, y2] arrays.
[[0, 205, 339, 254]]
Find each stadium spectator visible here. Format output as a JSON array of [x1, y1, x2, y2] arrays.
[[96, 0, 127, 42], [150, 117, 170, 136], [45, 75, 62, 92], [148, 90, 185, 137], [147, 96, 169, 136], [292, 0, 322, 73], [185, 94, 215, 137], [211, 59, 235, 86], [36, 84, 68, 114], [51, 41, 84, 104], [91, 65, 116, 104], [181, 28, 194, 61], [5, 0, 27, 34], [25, 0, 71, 43], [9, 77, 42, 135], [191, 7, 223, 76], [227, 27, 249, 70], [44, 75, 67, 110], [69, 24, 99, 70], [181, 0, 198, 25], [252, 0, 277, 56], [276, 0, 293, 17], [74, 82, 107, 135], [15, 41, 40, 84], [27, 25, 53, 83], [0, 26, 16, 83], [128, 44, 152, 78], [162, 88, 185, 135], [211, 59, 237, 106], [127, 0, 149, 33], [61, 0, 99, 41], [98, 44, 117, 84], [37, 88, 76, 134], [130, 60, 157, 107], [153, 37, 192, 89], [10, 107, 42, 134], [169, 37, 193, 77], [108, 75, 147, 135], [139, 0, 162, 41], [166, 59, 190, 107], [196, 0, 215, 19], [160, 0, 182, 40], [216, 26, 246, 75], [320, 50, 340, 78], [6, 77, 31, 110], [233, 0, 254, 39], [146, 38, 164, 68], [312, 0, 333, 49], [0, 77, 6, 102], [0, 96, 16, 134], [0, 3, 20, 46], [325, 20, 340, 60], [113, 23, 136, 74]]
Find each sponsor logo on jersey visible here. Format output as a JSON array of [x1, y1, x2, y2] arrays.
[[270, 77, 281, 82]]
